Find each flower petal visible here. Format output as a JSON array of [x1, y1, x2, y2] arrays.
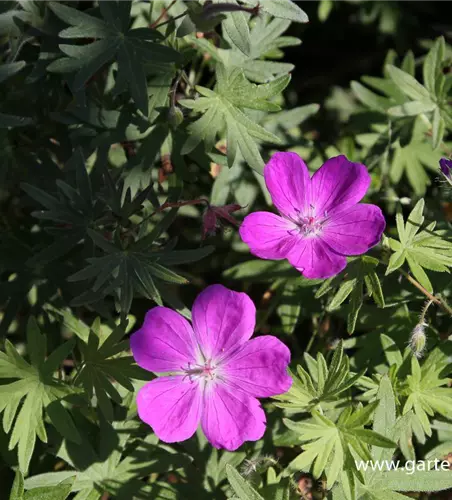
[[264, 152, 311, 219], [192, 285, 255, 359], [311, 155, 371, 215], [286, 236, 347, 279], [201, 384, 265, 450], [131, 307, 198, 373], [239, 211, 298, 260], [322, 204, 386, 255], [136, 376, 202, 443], [223, 336, 292, 397]]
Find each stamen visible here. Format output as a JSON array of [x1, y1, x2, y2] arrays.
[[183, 359, 217, 381], [296, 206, 327, 237]]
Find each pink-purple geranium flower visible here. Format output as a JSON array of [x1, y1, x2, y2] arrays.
[[130, 285, 292, 451], [440, 157, 452, 179], [239, 153, 386, 279]]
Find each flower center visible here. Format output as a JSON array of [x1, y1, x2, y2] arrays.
[[298, 214, 323, 237], [184, 360, 216, 381]]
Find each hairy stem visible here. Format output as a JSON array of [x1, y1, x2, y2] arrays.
[[398, 268, 452, 316]]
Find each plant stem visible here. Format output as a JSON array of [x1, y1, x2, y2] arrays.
[[137, 198, 210, 228], [153, 11, 187, 30], [398, 268, 452, 316], [150, 0, 177, 28]]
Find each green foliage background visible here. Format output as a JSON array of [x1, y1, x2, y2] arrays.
[[1, 1, 452, 499]]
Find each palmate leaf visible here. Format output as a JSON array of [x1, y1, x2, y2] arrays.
[[9, 470, 74, 500], [190, 16, 300, 82], [222, 16, 301, 82], [355, 118, 441, 196], [389, 117, 443, 195], [386, 37, 450, 149], [0, 318, 81, 472], [273, 342, 364, 412], [284, 402, 395, 490], [74, 319, 149, 420], [179, 64, 289, 174], [24, 418, 191, 499], [385, 198, 452, 293], [358, 377, 452, 496], [352, 40, 445, 128], [241, 0, 309, 24], [68, 209, 214, 316], [47, 1, 181, 115], [352, 43, 447, 192], [315, 256, 385, 334], [351, 50, 418, 113], [22, 149, 96, 266], [400, 352, 452, 438]]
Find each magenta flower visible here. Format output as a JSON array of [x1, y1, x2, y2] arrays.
[[239, 153, 386, 279], [440, 157, 452, 178], [130, 285, 292, 451]]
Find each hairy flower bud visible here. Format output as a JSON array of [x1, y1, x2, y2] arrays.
[[409, 321, 427, 359]]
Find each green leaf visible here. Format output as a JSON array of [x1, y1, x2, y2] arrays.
[[388, 118, 442, 194], [431, 106, 445, 149], [325, 256, 384, 334], [226, 465, 264, 500], [380, 334, 403, 368], [405, 199, 424, 242], [75, 321, 148, 419], [386, 197, 452, 292], [24, 477, 74, 500], [277, 282, 302, 335], [349, 429, 395, 448], [24, 420, 174, 497], [0, 323, 80, 472], [221, 0, 251, 56], [351, 81, 390, 112], [388, 101, 436, 117], [274, 342, 364, 413], [285, 403, 385, 488], [371, 376, 396, 465], [0, 61, 26, 84], [27, 317, 47, 369], [243, 0, 309, 23], [180, 65, 288, 173], [0, 112, 33, 128], [386, 65, 432, 102], [401, 349, 452, 439], [9, 471, 25, 500], [423, 36, 445, 95], [48, 2, 180, 115], [374, 470, 452, 493]]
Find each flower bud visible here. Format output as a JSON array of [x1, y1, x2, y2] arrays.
[[202, 204, 242, 239], [168, 106, 184, 129], [409, 321, 427, 359]]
